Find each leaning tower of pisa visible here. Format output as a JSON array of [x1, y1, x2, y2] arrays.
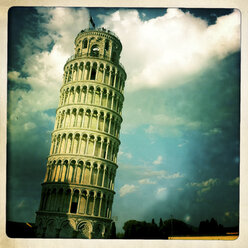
[[35, 27, 126, 238]]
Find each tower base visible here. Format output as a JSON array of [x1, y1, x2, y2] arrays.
[[35, 211, 112, 238]]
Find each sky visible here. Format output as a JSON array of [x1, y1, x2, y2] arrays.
[[7, 7, 240, 233]]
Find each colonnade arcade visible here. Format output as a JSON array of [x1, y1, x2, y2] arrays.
[[59, 84, 124, 115], [44, 159, 116, 191], [50, 132, 119, 163], [54, 107, 122, 137], [39, 186, 114, 219], [63, 61, 125, 94]]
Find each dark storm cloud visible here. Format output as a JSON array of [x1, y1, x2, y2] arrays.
[[7, 80, 32, 92], [180, 8, 234, 25], [7, 110, 54, 222], [8, 7, 40, 72], [146, 179, 239, 227], [142, 52, 240, 227], [172, 53, 240, 180]]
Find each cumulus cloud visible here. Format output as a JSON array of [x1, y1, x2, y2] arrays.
[[24, 122, 36, 131], [143, 115, 201, 134], [119, 151, 133, 159], [165, 172, 184, 179], [156, 187, 167, 200], [8, 8, 240, 138], [142, 169, 184, 180], [153, 155, 163, 165], [203, 127, 222, 136], [190, 178, 219, 188], [140, 113, 201, 137], [119, 184, 137, 197], [144, 125, 155, 134], [138, 178, 156, 185], [184, 215, 191, 223], [8, 8, 90, 133], [157, 187, 167, 194], [189, 178, 219, 195], [178, 140, 188, 147], [99, 8, 240, 91]]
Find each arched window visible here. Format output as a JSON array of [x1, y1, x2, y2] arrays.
[[91, 44, 99, 57], [90, 63, 97, 80], [70, 190, 79, 213], [83, 39, 88, 49], [105, 40, 109, 51], [111, 51, 117, 63]]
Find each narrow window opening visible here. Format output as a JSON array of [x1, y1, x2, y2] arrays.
[[90, 67, 96, 80], [105, 40, 109, 51], [70, 191, 79, 213], [91, 44, 99, 57], [83, 39, 87, 48], [70, 202, 78, 213], [111, 51, 117, 63]]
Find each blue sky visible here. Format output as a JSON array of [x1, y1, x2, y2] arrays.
[[7, 7, 240, 233]]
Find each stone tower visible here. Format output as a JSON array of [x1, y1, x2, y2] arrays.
[[35, 27, 126, 238]]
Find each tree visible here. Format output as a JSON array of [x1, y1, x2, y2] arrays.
[[159, 218, 163, 229], [152, 218, 156, 225], [198, 218, 224, 235], [209, 218, 218, 234], [161, 219, 194, 237], [122, 218, 196, 239], [123, 220, 159, 239]]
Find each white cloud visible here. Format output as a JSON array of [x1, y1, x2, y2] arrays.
[[142, 169, 184, 180], [178, 140, 188, 147], [8, 8, 90, 136], [156, 187, 168, 200], [157, 187, 167, 194], [99, 8, 240, 91], [9, 8, 240, 139], [165, 172, 184, 179], [203, 128, 222, 136], [24, 122, 36, 131], [177, 187, 184, 191], [142, 115, 201, 137], [189, 178, 219, 195], [190, 178, 219, 188], [153, 155, 163, 165], [144, 125, 155, 134], [119, 150, 133, 159], [184, 215, 191, 223], [119, 184, 137, 197], [126, 153, 133, 159], [138, 178, 156, 185], [8, 8, 90, 118], [37, 8, 90, 55]]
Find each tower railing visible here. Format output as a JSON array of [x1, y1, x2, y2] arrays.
[[76, 27, 120, 41], [65, 53, 125, 72]]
